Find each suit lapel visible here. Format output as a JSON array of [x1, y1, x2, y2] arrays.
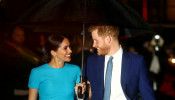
[[121, 51, 129, 85], [95, 52, 132, 99], [121, 51, 131, 100]]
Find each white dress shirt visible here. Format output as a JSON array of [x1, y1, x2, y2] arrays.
[[104, 47, 126, 100]]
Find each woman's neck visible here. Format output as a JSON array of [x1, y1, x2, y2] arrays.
[[49, 58, 65, 68]]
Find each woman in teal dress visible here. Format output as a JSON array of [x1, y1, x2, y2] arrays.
[[28, 34, 85, 100]]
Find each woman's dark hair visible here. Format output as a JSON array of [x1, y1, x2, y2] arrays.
[[39, 34, 67, 65]]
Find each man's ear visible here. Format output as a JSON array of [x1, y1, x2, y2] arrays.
[[105, 35, 112, 44]]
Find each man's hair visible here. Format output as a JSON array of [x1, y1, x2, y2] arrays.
[[88, 25, 120, 39]]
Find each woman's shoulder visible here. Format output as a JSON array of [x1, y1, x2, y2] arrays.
[[31, 63, 49, 72], [66, 63, 81, 70]]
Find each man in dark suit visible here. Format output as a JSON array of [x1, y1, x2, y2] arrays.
[[84, 25, 155, 100]]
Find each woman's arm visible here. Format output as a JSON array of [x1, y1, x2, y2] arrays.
[[28, 88, 38, 100]]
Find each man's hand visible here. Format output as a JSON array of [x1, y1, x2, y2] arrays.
[[75, 82, 86, 96], [86, 81, 92, 100]]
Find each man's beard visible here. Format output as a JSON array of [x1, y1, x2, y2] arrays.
[[97, 43, 110, 55]]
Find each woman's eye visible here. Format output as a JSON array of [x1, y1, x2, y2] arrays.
[[63, 47, 67, 50]]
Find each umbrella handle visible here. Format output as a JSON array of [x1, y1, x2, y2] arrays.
[[81, 24, 85, 78], [78, 86, 83, 99], [77, 76, 84, 99], [77, 24, 85, 99]]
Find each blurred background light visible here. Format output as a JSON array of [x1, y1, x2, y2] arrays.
[[154, 34, 160, 40]]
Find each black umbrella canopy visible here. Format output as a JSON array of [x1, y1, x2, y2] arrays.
[[16, 0, 154, 36]]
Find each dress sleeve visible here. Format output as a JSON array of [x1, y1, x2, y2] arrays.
[[28, 68, 40, 89], [76, 66, 81, 84]]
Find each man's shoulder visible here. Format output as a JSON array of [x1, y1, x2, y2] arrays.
[[123, 50, 144, 59], [87, 53, 104, 59]]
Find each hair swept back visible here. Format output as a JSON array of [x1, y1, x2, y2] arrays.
[[88, 25, 120, 39]]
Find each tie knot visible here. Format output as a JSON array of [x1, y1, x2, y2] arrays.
[[109, 56, 113, 61]]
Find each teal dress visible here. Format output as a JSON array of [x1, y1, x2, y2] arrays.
[[28, 63, 81, 100]]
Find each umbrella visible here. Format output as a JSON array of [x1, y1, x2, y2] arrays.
[[16, 0, 154, 36]]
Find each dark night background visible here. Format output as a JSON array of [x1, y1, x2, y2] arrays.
[[1, 0, 175, 100]]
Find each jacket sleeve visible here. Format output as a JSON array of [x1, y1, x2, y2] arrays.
[[139, 56, 156, 100]]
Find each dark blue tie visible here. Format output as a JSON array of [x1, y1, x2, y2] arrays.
[[104, 56, 113, 100]]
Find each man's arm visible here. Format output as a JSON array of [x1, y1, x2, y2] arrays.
[[139, 57, 156, 100]]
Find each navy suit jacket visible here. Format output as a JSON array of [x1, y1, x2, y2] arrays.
[[84, 51, 155, 100]]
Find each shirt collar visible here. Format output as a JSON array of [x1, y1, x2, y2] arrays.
[[105, 45, 123, 59]]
